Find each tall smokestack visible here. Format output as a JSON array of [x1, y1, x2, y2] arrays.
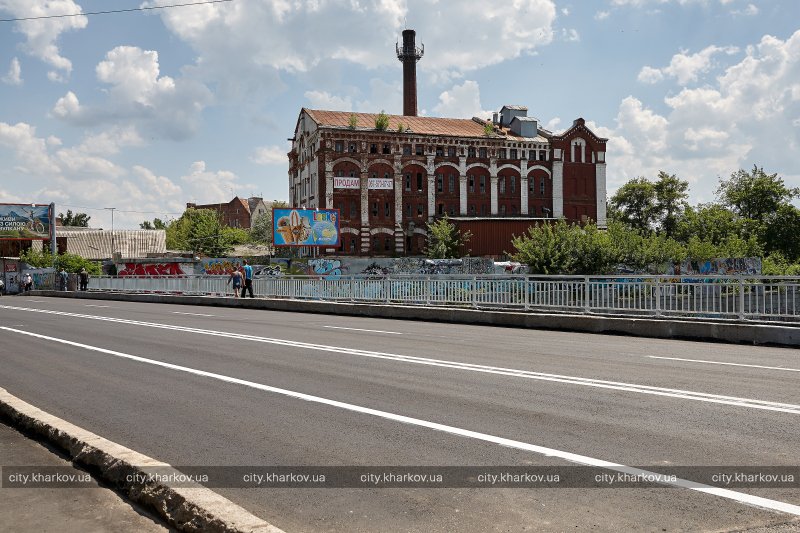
[[396, 29, 424, 117]]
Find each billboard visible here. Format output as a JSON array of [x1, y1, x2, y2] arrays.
[[273, 208, 340, 247], [0, 204, 52, 240]]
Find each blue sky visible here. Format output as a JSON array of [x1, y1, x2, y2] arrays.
[[1, 0, 798, 229]]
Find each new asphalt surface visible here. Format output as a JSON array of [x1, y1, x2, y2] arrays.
[[1, 296, 799, 532]]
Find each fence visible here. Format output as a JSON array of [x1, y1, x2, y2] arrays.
[[84, 275, 800, 323]]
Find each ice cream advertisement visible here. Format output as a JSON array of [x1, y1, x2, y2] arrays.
[[273, 208, 340, 247]]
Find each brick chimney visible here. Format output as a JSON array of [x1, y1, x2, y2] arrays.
[[396, 29, 424, 117]]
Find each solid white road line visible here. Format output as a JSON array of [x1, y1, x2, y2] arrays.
[[323, 326, 402, 335], [24, 299, 45, 302], [172, 311, 215, 317], [85, 304, 110, 308], [649, 356, 800, 373], [2, 325, 799, 517], [1, 305, 799, 414]]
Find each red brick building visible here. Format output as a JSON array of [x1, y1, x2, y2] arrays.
[[287, 29, 607, 257], [186, 196, 269, 230]]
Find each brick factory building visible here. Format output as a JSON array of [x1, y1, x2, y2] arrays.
[[186, 196, 269, 230], [288, 30, 607, 257]]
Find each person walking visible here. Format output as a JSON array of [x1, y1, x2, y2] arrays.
[[241, 259, 254, 298], [79, 268, 89, 291], [228, 268, 243, 298], [59, 268, 68, 291], [23, 272, 33, 292]]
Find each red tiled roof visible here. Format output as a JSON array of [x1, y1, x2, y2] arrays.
[[304, 109, 490, 138]]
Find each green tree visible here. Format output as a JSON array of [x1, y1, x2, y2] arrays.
[[348, 114, 358, 129], [674, 203, 744, 246], [761, 204, 800, 261], [375, 110, 389, 131], [250, 201, 289, 246], [511, 220, 583, 274], [19, 248, 100, 274], [609, 177, 658, 232], [168, 208, 234, 257], [653, 171, 689, 237], [139, 218, 168, 230], [59, 210, 91, 227], [716, 165, 799, 223], [425, 216, 472, 258]]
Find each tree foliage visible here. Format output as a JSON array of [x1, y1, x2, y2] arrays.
[[609, 177, 658, 232], [653, 171, 689, 237], [716, 165, 799, 223], [19, 248, 101, 274], [375, 110, 389, 131], [425, 216, 472, 259], [139, 218, 168, 230], [58, 210, 91, 227], [166, 208, 239, 257]]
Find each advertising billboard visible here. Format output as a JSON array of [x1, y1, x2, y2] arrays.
[[0, 204, 52, 240], [273, 208, 340, 247]]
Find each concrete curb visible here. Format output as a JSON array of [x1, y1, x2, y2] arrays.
[[26, 290, 800, 347], [0, 387, 284, 533]]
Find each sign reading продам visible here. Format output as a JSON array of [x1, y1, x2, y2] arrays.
[[333, 177, 394, 190]]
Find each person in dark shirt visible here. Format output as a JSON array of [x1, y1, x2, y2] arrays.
[[241, 260, 254, 298]]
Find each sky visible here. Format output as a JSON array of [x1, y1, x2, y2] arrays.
[[0, 0, 798, 230]]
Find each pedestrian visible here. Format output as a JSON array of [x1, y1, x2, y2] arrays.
[[228, 267, 242, 298], [241, 259, 254, 298], [59, 268, 68, 291], [23, 272, 33, 292], [0, 277, 4, 296], [79, 268, 89, 291]]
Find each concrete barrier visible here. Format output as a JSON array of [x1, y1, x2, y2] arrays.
[[26, 290, 800, 347]]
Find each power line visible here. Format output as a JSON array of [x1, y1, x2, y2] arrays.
[[0, 0, 233, 23], [58, 204, 184, 216]]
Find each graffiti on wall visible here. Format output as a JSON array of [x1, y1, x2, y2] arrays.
[[117, 262, 188, 277], [201, 259, 242, 275], [309, 258, 343, 279], [665, 257, 762, 276]]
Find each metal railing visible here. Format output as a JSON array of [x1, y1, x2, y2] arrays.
[[85, 274, 800, 322]]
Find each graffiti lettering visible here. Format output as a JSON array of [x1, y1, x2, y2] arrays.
[[117, 262, 186, 277]]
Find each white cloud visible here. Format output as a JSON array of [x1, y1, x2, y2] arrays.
[[603, 30, 800, 202], [732, 3, 758, 16], [251, 145, 287, 166], [304, 90, 353, 111], [0, 121, 60, 174], [432, 80, 492, 119], [146, 0, 557, 99], [561, 28, 580, 42], [595, 10, 610, 20], [0, 0, 88, 77], [51, 46, 213, 140], [638, 45, 739, 85], [561, 7, 570, 15], [76, 127, 143, 156], [181, 161, 245, 204], [2, 57, 22, 85]]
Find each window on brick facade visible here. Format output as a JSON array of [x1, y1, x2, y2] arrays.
[[447, 146, 456, 157], [449, 205, 455, 216], [529, 178, 534, 193], [467, 147, 476, 158], [403, 144, 412, 155], [436, 146, 444, 156], [335, 141, 343, 152], [385, 202, 390, 217], [468, 176, 474, 193], [372, 201, 378, 217], [383, 144, 391, 154], [349, 170, 356, 178], [438, 203, 444, 215], [405, 174, 411, 191], [335, 170, 343, 177], [469, 204, 476, 214], [529, 150, 537, 160], [416, 172, 423, 191], [406, 203, 411, 216], [480, 176, 486, 194], [373, 236, 379, 251], [437, 173, 443, 193], [540, 179, 545, 195], [498, 149, 507, 159], [348, 142, 357, 153], [499, 177, 506, 195], [512, 205, 518, 215], [385, 237, 392, 252], [417, 204, 423, 216], [350, 201, 357, 219], [415, 145, 424, 155], [500, 204, 506, 215], [510, 149, 518, 159], [480, 204, 486, 216], [479, 147, 487, 158], [449, 174, 455, 193], [370, 144, 377, 154], [511, 176, 516, 194], [351, 237, 357, 251], [540, 150, 546, 160]]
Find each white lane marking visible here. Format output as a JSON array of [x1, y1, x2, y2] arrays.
[[2, 325, 799, 518], [1, 304, 798, 414], [25, 299, 45, 303], [649, 356, 800, 373], [85, 304, 110, 308], [323, 326, 402, 335], [172, 312, 215, 317]]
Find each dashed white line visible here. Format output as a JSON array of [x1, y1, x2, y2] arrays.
[[649, 356, 800, 373], [25, 299, 45, 303], [323, 326, 402, 335], [2, 325, 799, 518], [172, 311, 215, 317], [0, 304, 798, 414], [85, 304, 110, 308]]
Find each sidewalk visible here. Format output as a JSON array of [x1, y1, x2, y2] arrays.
[[0, 422, 169, 533]]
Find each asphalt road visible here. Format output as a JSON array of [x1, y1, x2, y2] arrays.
[[1, 296, 799, 532]]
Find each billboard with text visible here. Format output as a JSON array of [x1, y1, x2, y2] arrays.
[[0, 204, 51, 240], [273, 208, 340, 247]]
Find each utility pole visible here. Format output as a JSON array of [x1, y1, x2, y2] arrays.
[[105, 207, 116, 259]]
